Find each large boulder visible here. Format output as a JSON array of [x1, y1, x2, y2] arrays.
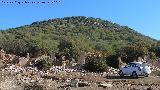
[[70, 78, 79, 87], [0, 49, 5, 60], [78, 81, 90, 87], [98, 83, 113, 88], [18, 57, 29, 67], [0, 60, 4, 68]]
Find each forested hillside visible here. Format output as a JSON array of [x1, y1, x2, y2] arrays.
[[0, 16, 159, 61]]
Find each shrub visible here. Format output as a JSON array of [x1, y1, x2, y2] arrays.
[[149, 52, 157, 60], [34, 58, 53, 71], [106, 55, 119, 68], [85, 56, 107, 72], [58, 39, 80, 60]]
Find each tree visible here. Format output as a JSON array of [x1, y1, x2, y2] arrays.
[[149, 52, 157, 60], [58, 39, 80, 60], [117, 45, 148, 63], [150, 46, 160, 58]]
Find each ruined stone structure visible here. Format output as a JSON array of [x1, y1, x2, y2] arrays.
[[18, 57, 29, 67], [0, 48, 6, 61], [50, 53, 56, 61], [77, 52, 86, 65]]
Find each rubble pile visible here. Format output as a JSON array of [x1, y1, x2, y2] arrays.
[[49, 66, 77, 73], [150, 65, 160, 71], [106, 67, 119, 76]]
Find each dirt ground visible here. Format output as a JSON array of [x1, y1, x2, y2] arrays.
[[0, 70, 160, 90], [43, 71, 160, 90]]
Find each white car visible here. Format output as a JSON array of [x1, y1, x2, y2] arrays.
[[119, 62, 151, 77]]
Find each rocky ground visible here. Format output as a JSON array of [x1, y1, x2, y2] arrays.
[[0, 65, 160, 90], [0, 48, 160, 90], [1, 49, 160, 90]]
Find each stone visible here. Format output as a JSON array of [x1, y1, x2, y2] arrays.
[[102, 72, 107, 77], [77, 52, 86, 65], [18, 57, 29, 67], [27, 53, 30, 59], [0, 60, 4, 68], [0, 49, 5, 60], [70, 78, 79, 87], [78, 81, 90, 87], [147, 87, 153, 90], [98, 83, 113, 88]]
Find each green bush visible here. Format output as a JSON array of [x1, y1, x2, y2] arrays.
[[85, 56, 107, 72], [34, 58, 53, 71], [58, 39, 80, 60], [150, 46, 160, 58], [106, 55, 119, 68], [149, 52, 157, 60]]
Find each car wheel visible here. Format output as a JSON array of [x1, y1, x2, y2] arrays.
[[132, 71, 138, 78], [119, 70, 124, 76]]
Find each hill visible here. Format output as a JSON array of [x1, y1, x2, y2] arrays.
[[0, 16, 158, 58]]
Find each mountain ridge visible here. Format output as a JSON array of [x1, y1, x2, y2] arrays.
[[0, 16, 158, 57]]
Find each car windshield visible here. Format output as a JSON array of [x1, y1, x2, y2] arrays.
[[125, 62, 149, 68], [126, 63, 137, 67]]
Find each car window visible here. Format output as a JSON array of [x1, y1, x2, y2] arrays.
[[128, 63, 133, 66], [126, 65, 130, 67], [133, 64, 136, 67], [129, 63, 133, 67], [126, 63, 143, 68], [131, 63, 136, 67], [125, 64, 131, 67], [127, 63, 139, 67]]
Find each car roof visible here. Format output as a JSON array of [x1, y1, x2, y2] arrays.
[[129, 61, 143, 64]]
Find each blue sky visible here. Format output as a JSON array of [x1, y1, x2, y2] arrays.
[[0, 0, 160, 40]]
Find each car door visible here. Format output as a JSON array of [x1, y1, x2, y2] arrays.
[[135, 64, 142, 75], [130, 63, 137, 75], [123, 64, 132, 75]]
